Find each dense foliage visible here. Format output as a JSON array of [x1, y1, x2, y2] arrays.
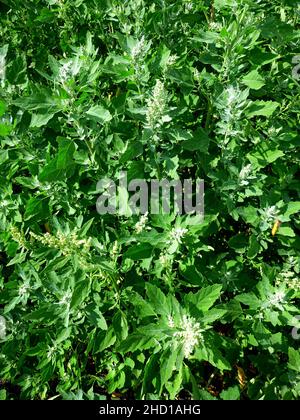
[[0, 0, 300, 400]]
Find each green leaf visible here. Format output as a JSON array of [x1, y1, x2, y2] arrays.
[[246, 100, 280, 118], [288, 348, 300, 372], [228, 233, 249, 252], [39, 138, 75, 182], [119, 141, 143, 163], [201, 309, 227, 325], [24, 196, 49, 221], [0, 389, 7, 400], [186, 284, 222, 312], [86, 105, 112, 124], [14, 88, 58, 112], [242, 70, 265, 90], [112, 310, 128, 341], [160, 346, 180, 394], [220, 386, 240, 400], [30, 112, 55, 128], [194, 345, 231, 371], [142, 353, 160, 395], [0, 100, 6, 117], [283, 202, 300, 218], [123, 243, 153, 260], [118, 333, 156, 353], [70, 279, 91, 310], [247, 143, 284, 168], [7, 55, 27, 85], [182, 127, 210, 153], [247, 234, 260, 258], [145, 283, 168, 316], [277, 226, 295, 237], [180, 265, 205, 286], [235, 292, 261, 309], [0, 123, 12, 136], [98, 327, 116, 352], [85, 305, 108, 330], [193, 31, 220, 44], [130, 292, 157, 318]]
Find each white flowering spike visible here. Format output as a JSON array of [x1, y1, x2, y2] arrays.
[[10, 226, 28, 249], [173, 314, 203, 358], [134, 212, 148, 234], [58, 61, 73, 84], [266, 290, 286, 309], [58, 290, 72, 306], [47, 345, 57, 359], [0, 56, 6, 82], [19, 284, 30, 296], [262, 205, 280, 223], [167, 314, 175, 328], [240, 165, 252, 177], [239, 163, 256, 186], [146, 80, 168, 129], [169, 227, 188, 243], [159, 253, 170, 266], [166, 54, 178, 67], [131, 36, 146, 60], [30, 229, 91, 256]]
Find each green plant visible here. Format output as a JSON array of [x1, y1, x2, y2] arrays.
[[0, 0, 299, 400]]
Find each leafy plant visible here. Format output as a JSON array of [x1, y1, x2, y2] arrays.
[[0, 0, 299, 400]]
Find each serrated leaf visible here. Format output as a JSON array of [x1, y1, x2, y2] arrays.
[[118, 333, 157, 353], [145, 283, 168, 316], [39, 138, 75, 182], [288, 348, 300, 372], [235, 292, 261, 309], [186, 284, 222, 312]]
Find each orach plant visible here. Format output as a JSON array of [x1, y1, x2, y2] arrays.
[[0, 0, 299, 400]]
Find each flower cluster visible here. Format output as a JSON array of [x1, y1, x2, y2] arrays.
[[216, 85, 248, 142], [30, 230, 107, 279], [58, 60, 74, 85], [134, 212, 148, 234], [169, 227, 188, 243], [238, 164, 256, 187], [146, 80, 169, 129], [168, 314, 203, 358], [266, 290, 286, 310], [131, 36, 147, 61], [259, 206, 280, 231], [30, 230, 91, 257], [10, 226, 29, 250], [159, 253, 171, 267], [18, 283, 30, 297], [275, 258, 300, 291]]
